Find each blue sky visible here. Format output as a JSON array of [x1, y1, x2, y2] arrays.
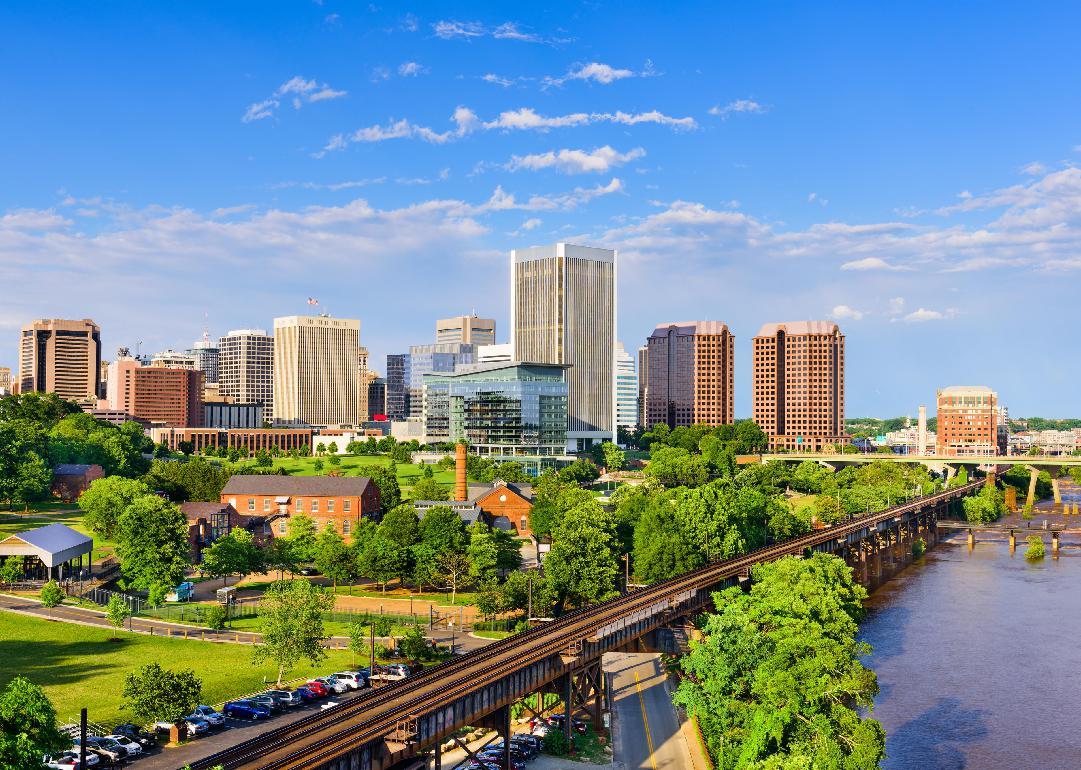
[[2, 1, 1080, 417]]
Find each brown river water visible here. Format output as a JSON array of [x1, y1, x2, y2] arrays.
[[860, 515, 1081, 770]]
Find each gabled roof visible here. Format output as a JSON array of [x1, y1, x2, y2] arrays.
[[468, 480, 535, 504], [180, 501, 234, 522], [53, 464, 100, 476], [0, 523, 93, 568], [221, 475, 372, 497]]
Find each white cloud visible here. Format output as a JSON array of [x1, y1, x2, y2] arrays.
[[521, 217, 542, 230], [506, 146, 646, 174], [709, 99, 766, 119], [398, 61, 427, 77], [370, 66, 391, 83], [401, 13, 419, 32], [887, 297, 906, 316], [323, 107, 693, 152], [808, 192, 828, 207], [479, 178, 624, 212], [903, 307, 957, 323], [830, 305, 864, 321], [432, 19, 567, 44], [481, 73, 518, 87], [242, 76, 346, 122], [840, 257, 906, 271], [544, 62, 634, 87], [1020, 161, 1047, 176]]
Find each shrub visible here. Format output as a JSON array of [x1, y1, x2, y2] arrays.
[[911, 537, 926, 558], [543, 726, 570, 756], [39, 580, 64, 607], [1025, 535, 1045, 561], [204, 604, 228, 630]]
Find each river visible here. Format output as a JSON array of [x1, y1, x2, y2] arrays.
[[860, 522, 1081, 770]]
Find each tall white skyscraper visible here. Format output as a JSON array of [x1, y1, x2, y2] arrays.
[[218, 329, 274, 408], [510, 243, 616, 449], [614, 342, 638, 434], [273, 316, 362, 427]]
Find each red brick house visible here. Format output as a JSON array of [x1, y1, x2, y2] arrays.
[[219, 475, 381, 541], [51, 464, 104, 502], [179, 501, 281, 561], [469, 481, 536, 537]]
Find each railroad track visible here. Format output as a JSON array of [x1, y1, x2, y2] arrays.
[[193, 480, 982, 770]]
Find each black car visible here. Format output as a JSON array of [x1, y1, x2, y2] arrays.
[[298, 566, 320, 576], [512, 735, 543, 754], [479, 747, 530, 765], [112, 722, 157, 749]]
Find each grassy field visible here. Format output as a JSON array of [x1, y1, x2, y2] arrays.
[[0, 508, 116, 562], [235, 454, 456, 492], [0, 611, 361, 727], [788, 493, 818, 517]]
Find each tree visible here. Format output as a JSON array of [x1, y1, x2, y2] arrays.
[[202, 529, 264, 586], [115, 495, 190, 590], [327, 441, 339, 455], [106, 593, 131, 635], [314, 523, 355, 590], [378, 504, 421, 548], [263, 537, 298, 578], [432, 552, 473, 605], [814, 494, 846, 525], [77, 476, 151, 540], [147, 582, 169, 608], [356, 534, 407, 593], [675, 554, 883, 770], [645, 446, 709, 487], [251, 580, 336, 686], [204, 604, 228, 630], [418, 505, 466, 555], [348, 620, 369, 668], [557, 458, 601, 484], [177, 440, 195, 456], [286, 514, 319, 564], [963, 486, 1006, 525], [254, 449, 273, 468], [633, 493, 704, 583], [601, 442, 625, 472], [0, 391, 80, 425], [143, 457, 232, 502], [39, 580, 64, 608], [466, 521, 521, 581], [0, 557, 21, 588], [390, 443, 414, 464], [410, 475, 449, 501], [370, 465, 402, 511], [544, 502, 620, 607], [0, 419, 49, 510], [397, 625, 432, 663], [121, 663, 202, 736], [0, 676, 68, 770]]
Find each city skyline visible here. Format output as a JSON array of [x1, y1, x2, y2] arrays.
[[2, 2, 1080, 416]]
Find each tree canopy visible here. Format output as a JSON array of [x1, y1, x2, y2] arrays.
[[115, 495, 190, 590], [0, 676, 68, 770], [251, 580, 336, 686]]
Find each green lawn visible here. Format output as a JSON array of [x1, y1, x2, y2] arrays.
[[0, 509, 116, 562], [0, 611, 361, 727], [789, 494, 818, 516], [232, 454, 456, 491]]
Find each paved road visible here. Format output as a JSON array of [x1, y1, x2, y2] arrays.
[[607, 652, 696, 770], [0, 593, 493, 653]]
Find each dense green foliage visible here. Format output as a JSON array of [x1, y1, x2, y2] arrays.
[[251, 580, 337, 686], [1001, 466, 1053, 501], [77, 475, 151, 540], [676, 554, 884, 770], [628, 419, 769, 455], [121, 663, 202, 725], [0, 676, 68, 770], [1010, 417, 1081, 432], [142, 457, 232, 502], [115, 495, 190, 590], [962, 485, 1007, 524], [1025, 535, 1045, 561], [370, 464, 402, 511], [39, 581, 64, 608]]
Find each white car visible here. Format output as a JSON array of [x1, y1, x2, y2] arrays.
[[370, 664, 410, 682], [314, 676, 349, 694], [44, 752, 100, 769], [331, 671, 367, 690], [104, 735, 143, 756]]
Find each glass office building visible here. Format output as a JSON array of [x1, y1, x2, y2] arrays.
[[424, 362, 569, 476]]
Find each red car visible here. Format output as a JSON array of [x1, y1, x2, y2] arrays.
[[304, 680, 329, 697]]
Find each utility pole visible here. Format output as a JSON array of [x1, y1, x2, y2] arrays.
[[369, 624, 375, 676], [526, 575, 533, 625], [623, 553, 630, 592]]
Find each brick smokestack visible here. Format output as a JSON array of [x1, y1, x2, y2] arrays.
[[455, 443, 468, 501]]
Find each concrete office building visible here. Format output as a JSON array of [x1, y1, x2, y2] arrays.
[[365, 373, 385, 420], [107, 357, 203, 427], [614, 342, 639, 433], [637, 345, 648, 429], [436, 315, 496, 346], [936, 385, 1000, 457], [358, 346, 370, 425], [478, 343, 513, 363], [18, 318, 101, 402], [423, 362, 569, 476], [0, 366, 11, 394], [150, 350, 196, 369], [273, 315, 361, 427], [511, 243, 616, 450], [645, 321, 734, 429], [752, 320, 846, 452], [187, 333, 219, 385], [218, 329, 274, 410]]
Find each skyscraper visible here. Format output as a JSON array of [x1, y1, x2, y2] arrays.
[[19, 318, 101, 402], [273, 315, 361, 427], [436, 315, 496, 346], [107, 357, 203, 427], [752, 321, 846, 452], [511, 242, 616, 450], [385, 353, 408, 421], [645, 321, 734, 429], [614, 342, 639, 434], [218, 329, 274, 409], [187, 333, 219, 385], [637, 345, 648, 430], [358, 346, 369, 423], [936, 386, 1000, 456]]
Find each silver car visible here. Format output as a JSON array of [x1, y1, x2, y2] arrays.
[[190, 704, 226, 727]]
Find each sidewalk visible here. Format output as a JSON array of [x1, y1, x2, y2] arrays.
[[0, 593, 495, 652]]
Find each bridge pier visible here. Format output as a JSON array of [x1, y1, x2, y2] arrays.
[[1009, 530, 1016, 554], [967, 529, 975, 550], [1026, 466, 1039, 509], [1052, 531, 1060, 557], [1052, 478, 1062, 506]]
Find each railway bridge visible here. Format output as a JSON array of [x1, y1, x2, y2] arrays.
[[190, 478, 986, 770]]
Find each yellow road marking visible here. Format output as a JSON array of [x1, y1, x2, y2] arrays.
[[634, 671, 658, 770]]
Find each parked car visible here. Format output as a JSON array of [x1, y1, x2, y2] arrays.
[[185, 716, 211, 735], [43, 752, 99, 769], [104, 734, 144, 756], [510, 734, 543, 755], [314, 676, 349, 694], [190, 705, 226, 727], [112, 723, 156, 749], [478, 747, 529, 766], [298, 566, 320, 576], [475, 754, 526, 770], [488, 738, 538, 759], [222, 700, 271, 720], [249, 694, 284, 713], [264, 689, 303, 708], [369, 664, 410, 682], [294, 686, 320, 703], [331, 671, 368, 689], [74, 737, 126, 763], [547, 713, 587, 733], [303, 680, 330, 697]]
